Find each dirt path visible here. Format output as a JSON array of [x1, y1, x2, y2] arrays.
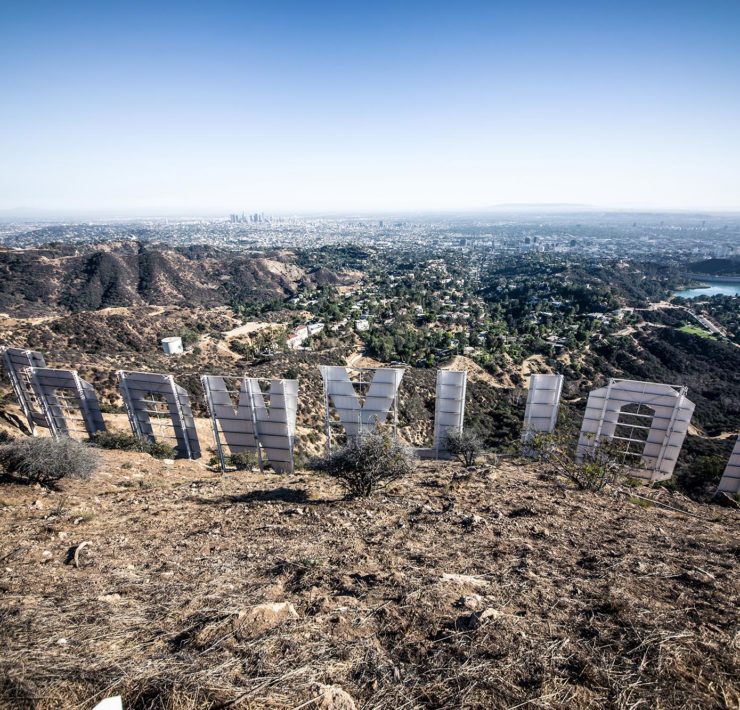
[[222, 321, 278, 338]]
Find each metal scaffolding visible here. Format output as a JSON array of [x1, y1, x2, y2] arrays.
[[201, 375, 298, 473], [118, 370, 201, 459], [1, 347, 48, 434], [26, 367, 107, 440]]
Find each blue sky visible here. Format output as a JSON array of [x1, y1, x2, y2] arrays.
[[1, 1, 739, 214]]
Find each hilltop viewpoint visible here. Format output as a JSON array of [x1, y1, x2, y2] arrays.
[[0, 447, 737, 709]]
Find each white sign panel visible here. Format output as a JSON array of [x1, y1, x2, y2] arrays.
[[118, 371, 201, 459], [27, 367, 107, 440], [433, 370, 467, 451], [577, 378, 694, 482], [202, 375, 298, 473], [522, 373, 563, 439], [320, 366, 403, 441], [717, 437, 740, 495]]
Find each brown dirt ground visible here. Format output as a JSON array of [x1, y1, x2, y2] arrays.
[[0, 452, 738, 710]]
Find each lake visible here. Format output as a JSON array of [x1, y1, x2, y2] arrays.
[[674, 281, 740, 299]]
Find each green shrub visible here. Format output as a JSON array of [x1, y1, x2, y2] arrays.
[[0, 437, 99, 485], [230, 451, 259, 471], [310, 431, 414, 497], [208, 451, 260, 470], [92, 431, 176, 460], [145, 440, 179, 459]]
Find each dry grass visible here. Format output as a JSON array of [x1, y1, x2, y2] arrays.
[[0, 451, 738, 709]]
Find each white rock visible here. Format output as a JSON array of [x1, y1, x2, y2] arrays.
[[456, 594, 482, 610], [480, 607, 503, 620], [98, 593, 122, 603], [441, 573, 490, 588], [314, 684, 357, 710]]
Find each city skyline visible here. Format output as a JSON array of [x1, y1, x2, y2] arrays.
[[2, 1, 739, 214]]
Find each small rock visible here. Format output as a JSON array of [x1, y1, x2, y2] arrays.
[[32, 499, 44, 510], [57, 638, 68, 646], [58, 531, 68, 540], [42, 550, 52, 558], [461, 514, 484, 528], [441, 573, 490, 589], [314, 684, 357, 710], [98, 593, 122, 603], [163, 459, 175, 466], [234, 602, 299, 639], [92, 697, 123, 710], [455, 594, 482, 610]]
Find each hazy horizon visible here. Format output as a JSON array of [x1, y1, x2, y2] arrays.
[[4, 204, 740, 225], [2, 1, 739, 214]]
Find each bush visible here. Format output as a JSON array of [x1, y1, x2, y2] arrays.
[[0, 431, 16, 445], [230, 451, 259, 471], [523, 432, 629, 492], [310, 431, 414, 497], [445, 428, 483, 467], [0, 437, 99, 485], [209, 451, 260, 470], [92, 431, 176, 460]]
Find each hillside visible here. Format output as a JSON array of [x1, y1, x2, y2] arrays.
[[687, 257, 740, 277], [590, 327, 740, 435], [0, 242, 349, 317], [0, 451, 737, 709]]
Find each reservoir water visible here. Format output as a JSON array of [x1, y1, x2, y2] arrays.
[[674, 281, 740, 299]]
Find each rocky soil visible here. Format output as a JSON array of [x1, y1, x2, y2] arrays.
[[0, 452, 737, 709]]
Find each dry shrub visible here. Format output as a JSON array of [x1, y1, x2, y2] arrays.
[[523, 432, 629, 492], [310, 431, 414, 497], [0, 436, 99, 485], [445, 428, 483, 467]]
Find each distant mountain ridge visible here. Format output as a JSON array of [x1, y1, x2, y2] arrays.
[[0, 241, 342, 317]]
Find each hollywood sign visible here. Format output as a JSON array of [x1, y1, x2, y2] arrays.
[[1, 346, 738, 493]]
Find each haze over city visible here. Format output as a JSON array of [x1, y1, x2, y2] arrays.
[[2, 0, 740, 216]]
